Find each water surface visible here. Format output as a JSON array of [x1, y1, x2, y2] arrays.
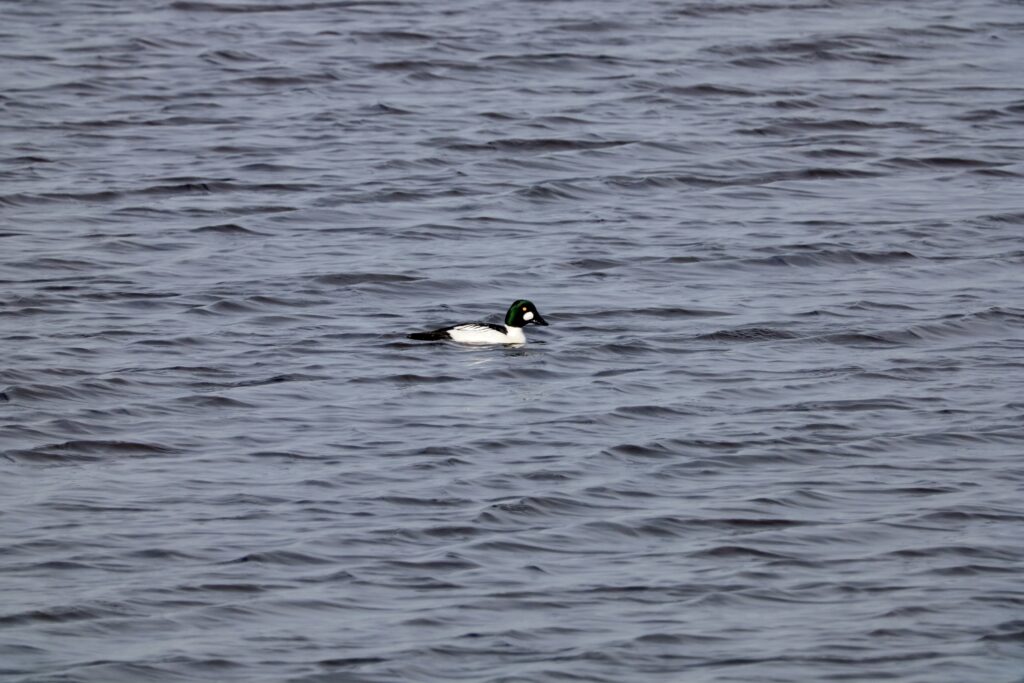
[[3, 1, 1024, 681]]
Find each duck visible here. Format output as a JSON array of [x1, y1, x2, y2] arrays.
[[407, 299, 549, 344]]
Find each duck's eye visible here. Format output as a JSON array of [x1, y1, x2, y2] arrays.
[[521, 306, 527, 311]]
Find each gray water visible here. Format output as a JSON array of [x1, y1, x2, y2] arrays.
[[3, 1, 1024, 681]]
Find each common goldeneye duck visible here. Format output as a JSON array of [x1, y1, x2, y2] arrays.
[[407, 299, 549, 344]]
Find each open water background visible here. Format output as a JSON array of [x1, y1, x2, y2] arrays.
[[3, 1, 1024, 681]]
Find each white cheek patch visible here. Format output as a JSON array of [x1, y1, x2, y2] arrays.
[[523, 311, 534, 321]]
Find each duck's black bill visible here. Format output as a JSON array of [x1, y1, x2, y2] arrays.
[[533, 314, 549, 326]]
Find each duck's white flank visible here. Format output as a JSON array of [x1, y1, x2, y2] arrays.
[[447, 324, 526, 345]]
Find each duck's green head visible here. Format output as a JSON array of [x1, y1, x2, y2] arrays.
[[504, 300, 548, 328]]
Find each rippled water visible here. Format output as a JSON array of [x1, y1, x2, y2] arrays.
[[3, 1, 1024, 681]]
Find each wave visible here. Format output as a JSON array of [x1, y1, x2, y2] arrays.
[[5, 440, 173, 463], [190, 223, 265, 235], [170, 0, 403, 12], [442, 137, 632, 153], [311, 272, 419, 286], [0, 179, 311, 207], [740, 249, 917, 267], [696, 327, 798, 342]]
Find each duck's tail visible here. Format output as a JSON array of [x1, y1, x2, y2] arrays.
[[407, 330, 448, 341]]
